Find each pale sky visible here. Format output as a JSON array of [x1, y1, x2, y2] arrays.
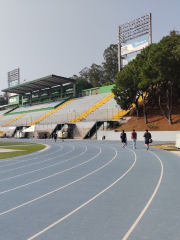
[[0, 0, 179, 93]]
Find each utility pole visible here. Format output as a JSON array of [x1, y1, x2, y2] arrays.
[[118, 26, 121, 72], [149, 13, 152, 45]]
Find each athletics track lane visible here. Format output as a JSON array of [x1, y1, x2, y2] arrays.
[[0, 139, 180, 240]]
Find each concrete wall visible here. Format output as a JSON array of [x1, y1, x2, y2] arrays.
[[97, 131, 179, 141]]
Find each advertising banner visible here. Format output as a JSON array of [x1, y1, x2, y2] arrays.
[[121, 39, 148, 56], [9, 80, 19, 88]]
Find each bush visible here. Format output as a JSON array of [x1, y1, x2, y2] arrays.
[[147, 123, 158, 130]]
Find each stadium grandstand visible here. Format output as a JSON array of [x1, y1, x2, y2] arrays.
[[0, 74, 125, 139]]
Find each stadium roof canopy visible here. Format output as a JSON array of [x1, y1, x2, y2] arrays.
[[2, 74, 76, 94]]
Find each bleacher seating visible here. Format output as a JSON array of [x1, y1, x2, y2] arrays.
[[0, 109, 9, 117], [12, 101, 63, 113], [84, 97, 121, 121], [0, 110, 51, 127], [0, 113, 24, 127], [39, 93, 110, 125], [0, 101, 63, 127], [0, 93, 121, 127]]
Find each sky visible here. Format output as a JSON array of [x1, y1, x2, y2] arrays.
[[0, 0, 180, 93]]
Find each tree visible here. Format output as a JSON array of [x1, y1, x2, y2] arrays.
[[112, 61, 141, 117], [71, 74, 92, 89], [102, 44, 118, 83], [0, 93, 8, 105], [136, 44, 159, 123], [141, 32, 180, 124], [113, 31, 180, 125], [79, 67, 90, 81], [102, 81, 113, 87], [88, 64, 104, 87]]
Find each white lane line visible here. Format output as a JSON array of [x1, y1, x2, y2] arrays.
[[0, 145, 63, 172], [27, 145, 136, 240], [0, 143, 91, 181], [0, 144, 88, 195], [0, 142, 52, 163], [0, 144, 102, 216], [0, 143, 62, 168], [0, 144, 74, 175], [0, 142, 81, 174], [121, 150, 163, 240]]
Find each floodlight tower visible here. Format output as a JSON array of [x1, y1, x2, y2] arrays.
[[118, 13, 152, 72]]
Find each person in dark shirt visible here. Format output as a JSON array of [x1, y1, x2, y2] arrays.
[[120, 130, 127, 148], [54, 133, 57, 143], [44, 133, 47, 141], [52, 133, 54, 140], [143, 129, 151, 150]]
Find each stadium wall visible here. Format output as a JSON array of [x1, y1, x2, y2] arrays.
[[97, 131, 178, 141]]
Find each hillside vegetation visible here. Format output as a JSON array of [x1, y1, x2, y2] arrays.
[[116, 100, 180, 131]]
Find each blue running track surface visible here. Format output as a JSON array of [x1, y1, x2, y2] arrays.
[[0, 139, 180, 240]]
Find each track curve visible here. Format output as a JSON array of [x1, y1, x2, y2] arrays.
[[0, 139, 179, 240]]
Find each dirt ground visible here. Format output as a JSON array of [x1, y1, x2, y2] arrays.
[[116, 100, 180, 132]]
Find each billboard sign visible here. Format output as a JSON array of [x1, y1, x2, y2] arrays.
[[121, 56, 136, 67], [7, 68, 20, 88], [121, 39, 148, 56]]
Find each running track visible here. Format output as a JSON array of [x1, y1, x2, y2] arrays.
[[0, 139, 180, 240]]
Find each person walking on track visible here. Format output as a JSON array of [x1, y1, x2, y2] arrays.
[[62, 132, 65, 142], [131, 129, 137, 149], [54, 132, 57, 143], [120, 130, 127, 148], [143, 129, 151, 150], [44, 133, 47, 141]]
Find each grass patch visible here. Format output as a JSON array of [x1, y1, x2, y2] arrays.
[[0, 141, 34, 147], [0, 143, 45, 160], [152, 143, 179, 151]]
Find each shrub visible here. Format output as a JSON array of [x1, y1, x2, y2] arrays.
[[147, 123, 158, 130]]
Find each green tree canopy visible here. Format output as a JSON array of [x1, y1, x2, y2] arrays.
[[102, 44, 118, 83], [113, 31, 180, 124]]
